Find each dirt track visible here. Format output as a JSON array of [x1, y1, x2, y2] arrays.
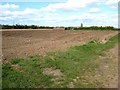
[[2, 30, 118, 60]]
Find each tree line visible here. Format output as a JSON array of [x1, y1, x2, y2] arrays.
[[66, 26, 116, 30], [1, 24, 54, 29], [0, 24, 117, 30]]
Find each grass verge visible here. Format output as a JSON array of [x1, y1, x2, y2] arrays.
[[2, 33, 120, 88]]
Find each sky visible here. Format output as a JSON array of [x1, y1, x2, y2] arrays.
[[0, 0, 119, 27]]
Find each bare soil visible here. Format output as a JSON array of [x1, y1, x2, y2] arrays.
[[2, 30, 118, 61], [43, 68, 63, 77], [97, 43, 118, 88]]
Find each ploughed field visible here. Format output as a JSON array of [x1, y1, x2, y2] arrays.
[[2, 29, 119, 88], [2, 29, 118, 60]]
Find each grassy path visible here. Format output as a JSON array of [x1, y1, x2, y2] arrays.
[[2, 33, 120, 88]]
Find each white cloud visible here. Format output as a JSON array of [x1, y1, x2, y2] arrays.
[[48, 13, 118, 27], [106, 0, 119, 9], [0, 7, 60, 22], [12, 8, 39, 16], [111, 6, 117, 9], [0, 3, 19, 18], [0, 3, 19, 9], [0, 16, 12, 20], [0, 2, 118, 27], [0, 6, 117, 27], [89, 8, 101, 13], [40, 0, 99, 12], [1, 8, 38, 16], [0, 7, 39, 21], [106, 0, 119, 5]]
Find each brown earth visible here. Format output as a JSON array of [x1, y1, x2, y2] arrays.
[[107, 43, 118, 88], [2, 29, 118, 61], [98, 43, 118, 88], [2, 29, 119, 88]]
